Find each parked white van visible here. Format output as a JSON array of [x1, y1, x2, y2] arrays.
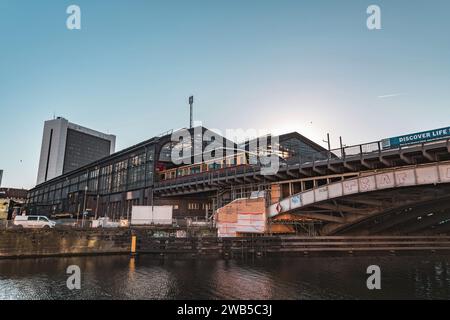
[[14, 215, 56, 229]]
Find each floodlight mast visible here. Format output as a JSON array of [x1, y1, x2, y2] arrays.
[[189, 96, 194, 129]]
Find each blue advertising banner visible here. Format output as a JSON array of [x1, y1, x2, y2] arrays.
[[382, 126, 450, 149]]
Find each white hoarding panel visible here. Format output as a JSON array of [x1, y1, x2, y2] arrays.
[[395, 169, 415, 187], [131, 206, 152, 225], [416, 166, 438, 185], [131, 205, 173, 225], [153, 206, 173, 224]]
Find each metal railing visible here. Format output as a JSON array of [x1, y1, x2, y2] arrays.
[[297, 138, 450, 167], [153, 138, 450, 189], [154, 164, 262, 189]]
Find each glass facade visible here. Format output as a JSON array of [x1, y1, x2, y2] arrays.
[[27, 129, 326, 217], [28, 144, 155, 214], [63, 128, 112, 174], [279, 137, 321, 158]]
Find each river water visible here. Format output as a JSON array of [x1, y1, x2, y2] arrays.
[[1, 254, 450, 300]]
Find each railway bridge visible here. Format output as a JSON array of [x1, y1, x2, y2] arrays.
[[268, 161, 450, 235], [153, 139, 450, 197], [153, 138, 450, 236]]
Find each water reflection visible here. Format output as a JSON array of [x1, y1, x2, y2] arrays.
[[1, 254, 450, 300]]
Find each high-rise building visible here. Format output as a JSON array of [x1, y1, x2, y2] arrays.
[[0, 170, 3, 187], [36, 117, 116, 185]]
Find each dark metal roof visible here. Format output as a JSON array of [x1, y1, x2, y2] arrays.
[[30, 126, 324, 190], [239, 131, 327, 153], [31, 126, 214, 189]]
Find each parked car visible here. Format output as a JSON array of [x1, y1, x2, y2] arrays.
[[14, 215, 56, 229]]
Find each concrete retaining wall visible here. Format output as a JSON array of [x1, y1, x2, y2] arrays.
[[2, 229, 450, 259], [0, 229, 131, 259]]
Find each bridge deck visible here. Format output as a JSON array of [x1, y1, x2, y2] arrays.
[[154, 139, 450, 196]]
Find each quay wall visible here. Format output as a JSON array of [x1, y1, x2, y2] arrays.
[[2, 229, 450, 259], [0, 229, 131, 259]]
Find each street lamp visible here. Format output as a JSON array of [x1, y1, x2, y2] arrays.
[[82, 185, 88, 228], [83, 185, 88, 212]]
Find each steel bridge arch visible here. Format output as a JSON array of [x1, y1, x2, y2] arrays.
[[269, 161, 450, 235]]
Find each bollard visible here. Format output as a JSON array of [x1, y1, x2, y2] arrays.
[[131, 235, 137, 256]]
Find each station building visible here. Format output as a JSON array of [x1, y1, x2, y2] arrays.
[[27, 126, 327, 220]]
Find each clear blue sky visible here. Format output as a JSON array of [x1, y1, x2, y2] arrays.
[[1, 0, 449, 189]]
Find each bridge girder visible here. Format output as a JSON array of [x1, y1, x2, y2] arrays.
[[279, 184, 450, 236]]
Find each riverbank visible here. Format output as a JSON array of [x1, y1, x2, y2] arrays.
[[1, 229, 450, 259]]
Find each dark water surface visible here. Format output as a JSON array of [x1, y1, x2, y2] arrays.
[[1, 254, 450, 300]]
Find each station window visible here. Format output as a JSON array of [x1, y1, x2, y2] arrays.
[[188, 203, 200, 210], [208, 163, 221, 170], [190, 166, 201, 174]]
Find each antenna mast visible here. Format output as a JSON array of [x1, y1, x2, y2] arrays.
[[189, 96, 194, 129]]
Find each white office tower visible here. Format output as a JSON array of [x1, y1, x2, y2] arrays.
[[36, 117, 116, 185]]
